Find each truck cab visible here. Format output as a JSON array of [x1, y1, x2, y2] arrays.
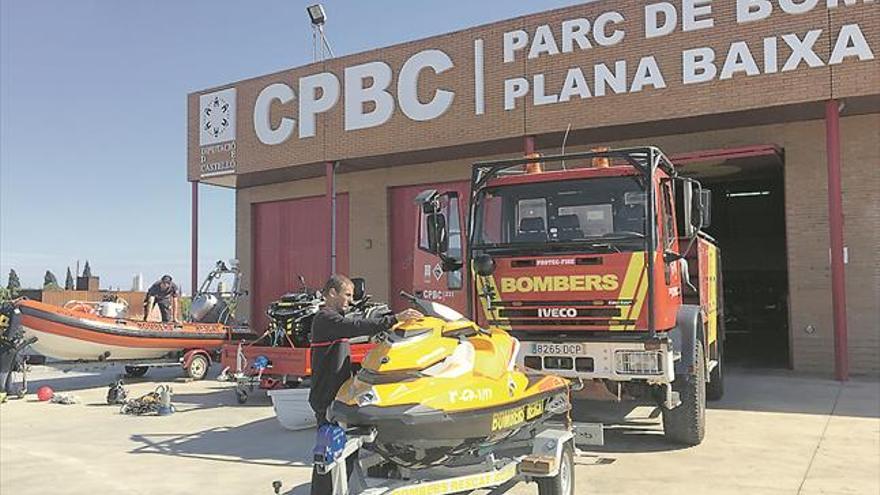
[[415, 147, 723, 446]]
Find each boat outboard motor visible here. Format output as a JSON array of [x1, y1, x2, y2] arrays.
[[265, 277, 392, 348], [189, 259, 244, 325], [0, 302, 36, 396], [190, 293, 228, 324], [267, 290, 322, 347]]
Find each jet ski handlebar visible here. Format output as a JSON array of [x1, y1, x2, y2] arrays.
[[398, 291, 491, 336]]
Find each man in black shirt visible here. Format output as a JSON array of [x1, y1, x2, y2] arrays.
[[309, 274, 421, 494], [143, 275, 180, 323]]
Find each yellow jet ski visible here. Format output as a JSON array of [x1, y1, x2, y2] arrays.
[[329, 293, 569, 468]]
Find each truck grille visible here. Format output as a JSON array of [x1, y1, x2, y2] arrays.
[[491, 300, 634, 307], [486, 300, 636, 329], [495, 319, 637, 327], [499, 308, 621, 318]]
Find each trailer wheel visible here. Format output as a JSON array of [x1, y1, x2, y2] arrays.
[[186, 354, 209, 381], [124, 366, 149, 378], [536, 441, 574, 495], [663, 340, 706, 446]]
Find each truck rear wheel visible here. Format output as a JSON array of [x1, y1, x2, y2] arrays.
[[663, 340, 706, 446]]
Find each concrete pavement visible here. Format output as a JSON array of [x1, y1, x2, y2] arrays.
[[0, 366, 877, 495]]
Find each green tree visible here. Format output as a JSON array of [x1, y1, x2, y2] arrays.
[[6, 269, 21, 294], [65, 267, 75, 290], [82, 261, 92, 278], [43, 270, 60, 290]]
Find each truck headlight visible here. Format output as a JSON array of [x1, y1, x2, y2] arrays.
[[614, 351, 663, 375]]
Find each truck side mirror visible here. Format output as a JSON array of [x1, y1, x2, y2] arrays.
[[699, 190, 712, 228], [692, 189, 712, 230], [350, 277, 366, 301], [426, 212, 449, 254]]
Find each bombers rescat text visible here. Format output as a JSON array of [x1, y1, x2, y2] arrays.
[[500, 275, 620, 293]]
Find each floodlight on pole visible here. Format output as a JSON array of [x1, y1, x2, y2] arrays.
[[307, 3, 334, 62], [307, 4, 326, 26]]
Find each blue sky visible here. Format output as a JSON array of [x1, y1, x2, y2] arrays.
[[1, 0, 584, 293]]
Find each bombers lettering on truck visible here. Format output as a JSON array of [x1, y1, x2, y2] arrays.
[[499, 274, 619, 293]]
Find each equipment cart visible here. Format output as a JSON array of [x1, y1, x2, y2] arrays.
[[217, 339, 374, 404]]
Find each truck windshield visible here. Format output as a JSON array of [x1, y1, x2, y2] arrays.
[[473, 176, 647, 250]]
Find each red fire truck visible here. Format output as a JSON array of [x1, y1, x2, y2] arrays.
[[414, 147, 723, 445]]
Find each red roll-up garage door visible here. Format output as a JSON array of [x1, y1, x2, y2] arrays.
[[388, 181, 469, 313], [251, 194, 349, 333]]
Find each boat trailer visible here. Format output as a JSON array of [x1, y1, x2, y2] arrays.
[[38, 348, 218, 380], [271, 422, 604, 495]]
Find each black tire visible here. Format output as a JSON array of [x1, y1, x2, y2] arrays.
[[663, 340, 706, 446], [124, 366, 149, 378], [284, 377, 303, 389], [536, 441, 574, 495], [186, 355, 209, 381], [235, 388, 248, 404]]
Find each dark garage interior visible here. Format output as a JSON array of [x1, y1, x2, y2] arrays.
[[681, 152, 790, 369]]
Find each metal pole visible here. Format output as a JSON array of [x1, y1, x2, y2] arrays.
[[825, 100, 848, 381], [646, 150, 656, 338], [312, 26, 317, 62], [191, 181, 199, 297], [524, 135, 535, 155], [326, 161, 337, 277]]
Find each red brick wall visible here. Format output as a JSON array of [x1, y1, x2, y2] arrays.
[[188, 1, 878, 181]]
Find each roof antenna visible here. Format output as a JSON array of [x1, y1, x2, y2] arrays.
[[560, 123, 572, 171]]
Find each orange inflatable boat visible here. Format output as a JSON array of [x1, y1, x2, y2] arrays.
[[16, 260, 251, 361], [17, 299, 240, 361]]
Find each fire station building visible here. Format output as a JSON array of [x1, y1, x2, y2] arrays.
[[188, 1, 879, 376]]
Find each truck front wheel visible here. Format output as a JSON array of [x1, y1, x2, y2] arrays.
[[662, 340, 706, 446]]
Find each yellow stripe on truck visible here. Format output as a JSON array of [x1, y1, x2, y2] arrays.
[[625, 259, 651, 331], [476, 274, 510, 330], [610, 252, 645, 331], [706, 243, 718, 345]]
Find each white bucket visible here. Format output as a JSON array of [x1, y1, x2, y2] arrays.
[[267, 388, 317, 431]]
